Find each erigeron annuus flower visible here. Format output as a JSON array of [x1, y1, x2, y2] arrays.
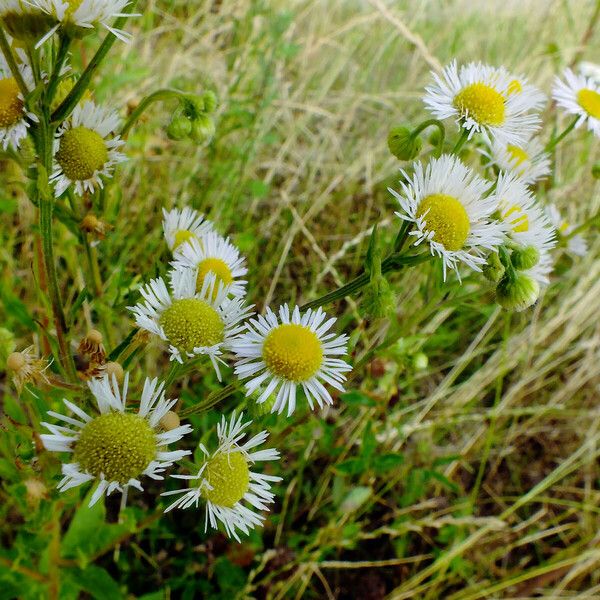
[[172, 231, 248, 299], [389, 154, 504, 280], [40, 374, 192, 507], [30, 0, 137, 47], [162, 207, 214, 252], [552, 68, 600, 138], [579, 62, 600, 86], [7, 346, 50, 392], [51, 100, 125, 197], [547, 204, 588, 257], [0, 1, 55, 43], [489, 137, 551, 185], [0, 52, 36, 151], [128, 268, 252, 378], [231, 304, 352, 416], [494, 172, 556, 255], [424, 61, 542, 146], [163, 412, 281, 541], [526, 248, 554, 287]]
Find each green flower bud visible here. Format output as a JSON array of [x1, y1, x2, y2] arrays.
[[428, 129, 442, 148], [361, 275, 396, 319], [189, 114, 216, 144], [482, 251, 505, 283], [387, 126, 422, 161], [592, 163, 600, 180], [496, 272, 540, 312], [412, 352, 428, 371], [202, 91, 218, 113], [0, 328, 16, 371], [166, 115, 192, 140], [511, 246, 540, 271]]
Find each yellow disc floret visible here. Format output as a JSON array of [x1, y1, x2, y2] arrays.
[[73, 412, 156, 484], [506, 144, 529, 167], [417, 194, 471, 251], [263, 323, 323, 382], [196, 257, 233, 296], [202, 451, 250, 507], [501, 204, 529, 233], [0, 78, 24, 128], [453, 83, 506, 126], [577, 88, 600, 119], [159, 298, 224, 353], [56, 126, 109, 181], [173, 229, 197, 250]]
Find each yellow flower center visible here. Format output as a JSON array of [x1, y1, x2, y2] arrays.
[[506, 144, 529, 167], [0, 78, 24, 128], [202, 452, 250, 507], [501, 203, 529, 233], [73, 412, 156, 484], [577, 88, 600, 119], [56, 126, 109, 182], [65, 0, 83, 18], [559, 221, 569, 234], [453, 83, 506, 126], [196, 257, 233, 297], [262, 323, 323, 382], [159, 298, 224, 353], [416, 194, 471, 251], [506, 79, 522, 95], [173, 229, 197, 250]]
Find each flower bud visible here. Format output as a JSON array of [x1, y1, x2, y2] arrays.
[[81, 213, 112, 238], [0, 328, 16, 371], [24, 478, 47, 506], [387, 126, 422, 161], [360, 275, 396, 319], [167, 115, 192, 141], [511, 246, 540, 271], [159, 410, 181, 431], [482, 251, 505, 283], [105, 361, 124, 383], [190, 114, 216, 144], [412, 352, 428, 371], [7, 347, 50, 392], [496, 272, 540, 312]]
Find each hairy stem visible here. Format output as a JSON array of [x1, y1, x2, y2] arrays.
[[120, 89, 184, 137]]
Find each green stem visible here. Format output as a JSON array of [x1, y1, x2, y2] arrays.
[[545, 116, 579, 153], [120, 89, 184, 137], [0, 27, 29, 96], [498, 246, 516, 282], [451, 128, 469, 155], [51, 2, 138, 124], [565, 210, 600, 239], [180, 383, 240, 418], [300, 252, 432, 311], [411, 118, 445, 157], [393, 219, 412, 252], [46, 34, 71, 106]]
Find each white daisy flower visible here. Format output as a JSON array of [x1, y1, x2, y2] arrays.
[[51, 100, 125, 197], [163, 412, 281, 542], [488, 136, 551, 185], [231, 304, 351, 416], [389, 154, 504, 280], [0, 52, 37, 150], [552, 69, 600, 138], [547, 204, 588, 257], [494, 172, 556, 255], [424, 61, 543, 147], [30, 0, 137, 47], [579, 62, 600, 86], [171, 231, 248, 299], [128, 268, 252, 379], [162, 207, 214, 252], [40, 373, 192, 507]]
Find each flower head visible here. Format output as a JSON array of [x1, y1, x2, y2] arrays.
[[494, 172, 556, 255], [0, 1, 55, 43], [30, 0, 137, 46], [389, 154, 504, 280], [51, 100, 125, 196], [41, 374, 192, 506], [7, 346, 50, 391], [424, 61, 543, 146], [488, 136, 551, 185], [172, 231, 248, 299], [128, 268, 252, 378], [547, 204, 588, 257], [0, 52, 36, 150], [231, 304, 352, 416], [163, 412, 281, 541], [162, 207, 214, 252], [553, 68, 600, 138]]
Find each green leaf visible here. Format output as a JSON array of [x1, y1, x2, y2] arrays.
[[65, 565, 123, 600], [340, 391, 376, 407], [336, 458, 365, 476], [249, 180, 270, 198], [340, 486, 372, 512], [372, 453, 405, 474], [361, 422, 376, 461]]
